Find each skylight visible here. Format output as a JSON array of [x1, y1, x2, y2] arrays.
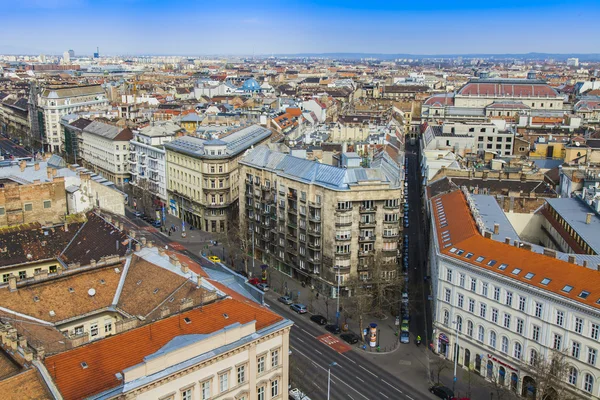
[[184, 317, 192, 324], [465, 253, 474, 259], [511, 268, 521, 275], [562, 285, 573, 293], [487, 260, 497, 267], [524, 272, 535, 280], [475, 256, 485, 263], [456, 250, 465, 255], [579, 291, 590, 299], [449, 248, 457, 253], [541, 278, 551, 285], [81, 362, 88, 369], [498, 264, 508, 270]]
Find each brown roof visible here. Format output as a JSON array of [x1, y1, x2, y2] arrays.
[[0, 368, 52, 400], [458, 81, 559, 97], [0, 348, 20, 379], [432, 190, 600, 310], [44, 298, 284, 400]]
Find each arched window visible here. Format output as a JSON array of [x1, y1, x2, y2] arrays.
[[443, 310, 449, 326], [568, 367, 578, 386], [478, 325, 485, 342], [530, 349, 538, 366], [513, 342, 522, 359], [584, 374, 594, 393], [489, 331, 497, 348], [467, 321, 474, 337], [501, 336, 509, 353], [456, 316, 463, 332]]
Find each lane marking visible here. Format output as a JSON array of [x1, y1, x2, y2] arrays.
[[359, 365, 378, 378], [355, 376, 365, 383], [296, 338, 305, 343], [314, 349, 323, 355], [378, 392, 389, 399], [300, 327, 315, 337], [348, 395, 355, 400], [340, 353, 357, 364], [407, 396, 415, 400], [381, 379, 403, 394]]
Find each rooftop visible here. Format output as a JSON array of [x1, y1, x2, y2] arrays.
[[83, 121, 133, 142], [546, 197, 600, 254]]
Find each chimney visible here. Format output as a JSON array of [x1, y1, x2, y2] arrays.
[[568, 255, 577, 264], [597, 264, 600, 272], [19, 160, 26, 172], [181, 263, 189, 274], [197, 275, 203, 287], [52, 168, 57, 176], [160, 307, 171, 318], [134, 242, 141, 252], [514, 240, 519, 247], [90, 259, 97, 267], [543, 248, 557, 258], [493, 223, 500, 235], [129, 230, 136, 239], [18, 335, 27, 349], [169, 255, 179, 266], [146, 240, 153, 248], [158, 247, 166, 257], [8, 275, 17, 292], [583, 260, 588, 268], [47, 168, 52, 180], [504, 237, 511, 244], [587, 213, 593, 224], [484, 231, 492, 239], [35, 346, 45, 360], [34, 163, 40, 171], [140, 237, 147, 246]]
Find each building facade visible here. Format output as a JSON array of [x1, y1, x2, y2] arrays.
[[430, 189, 600, 399], [239, 146, 403, 295], [165, 125, 271, 233]]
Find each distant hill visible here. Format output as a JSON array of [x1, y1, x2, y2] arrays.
[[270, 52, 600, 61]]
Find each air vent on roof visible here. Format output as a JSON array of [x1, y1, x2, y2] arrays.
[[137, 280, 142, 285], [80, 362, 88, 369], [511, 268, 521, 275], [223, 313, 229, 319], [524, 272, 535, 280], [100, 279, 105, 285], [579, 290, 590, 299], [88, 288, 96, 297], [183, 317, 191, 324], [33, 296, 39, 302], [49, 310, 55, 317], [498, 264, 508, 270], [153, 288, 159, 294], [68, 287, 74, 293], [562, 285, 573, 293], [487, 260, 497, 267], [541, 278, 551, 285]]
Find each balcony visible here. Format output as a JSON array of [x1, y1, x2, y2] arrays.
[[383, 232, 399, 238], [359, 205, 377, 213], [307, 241, 321, 250], [309, 201, 321, 208], [287, 207, 297, 214], [308, 214, 321, 223], [359, 235, 376, 242], [384, 203, 400, 209], [335, 220, 353, 227], [308, 228, 321, 237], [286, 246, 298, 256], [335, 207, 353, 214], [278, 202, 285, 209], [359, 220, 376, 228], [382, 248, 399, 255], [287, 221, 297, 229], [358, 250, 375, 257], [335, 236, 351, 242]]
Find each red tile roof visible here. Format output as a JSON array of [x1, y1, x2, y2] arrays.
[[458, 81, 559, 97], [44, 298, 283, 400], [432, 190, 600, 310]]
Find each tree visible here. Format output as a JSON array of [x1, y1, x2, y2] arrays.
[[370, 258, 405, 318], [461, 362, 474, 399], [525, 349, 580, 400], [343, 276, 373, 341], [432, 356, 449, 385]]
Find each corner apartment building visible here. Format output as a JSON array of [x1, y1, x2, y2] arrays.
[[81, 121, 133, 187], [239, 146, 403, 296], [165, 125, 271, 233], [430, 189, 600, 399], [129, 121, 181, 213], [32, 85, 109, 153]]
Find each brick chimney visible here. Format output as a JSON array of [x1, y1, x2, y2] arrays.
[[484, 231, 492, 239], [146, 240, 153, 248], [135, 242, 141, 252], [181, 263, 189, 274], [19, 160, 26, 172], [587, 213, 593, 224], [8, 275, 17, 292], [568, 255, 576, 264], [90, 259, 97, 267], [197, 275, 203, 287], [52, 168, 57, 176], [34, 163, 40, 171], [47, 167, 53, 180], [158, 247, 166, 257], [493, 223, 499, 235], [504, 237, 511, 244], [140, 237, 147, 246]]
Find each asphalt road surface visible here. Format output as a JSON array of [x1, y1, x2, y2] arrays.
[[0, 137, 33, 158]]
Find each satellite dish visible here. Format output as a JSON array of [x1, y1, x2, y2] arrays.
[[88, 288, 96, 297]]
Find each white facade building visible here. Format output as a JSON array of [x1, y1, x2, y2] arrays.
[[430, 189, 600, 399]]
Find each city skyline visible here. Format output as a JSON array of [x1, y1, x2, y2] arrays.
[[1, 0, 599, 56]]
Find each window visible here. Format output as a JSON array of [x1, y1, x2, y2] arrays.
[[530, 349, 538, 366], [257, 386, 265, 400], [575, 317, 584, 334], [588, 348, 597, 365], [489, 331, 497, 348], [556, 310, 564, 327], [457, 294, 464, 308], [470, 278, 477, 292], [553, 333, 562, 350], [505, 292, 513, 307], [271, 349, 279, 367], [592, 323, 600, 340], [514, 342, 522, 359], [585, 373, 594, 393], [237, 365, 246, 384], [74, 325, 84, 335], [518, 296, 526, 312], [43, 200, 52, 209], [219, 373, 228, 393], [516, 318, 524, 335], [459, 274, 465, 288], [532, 326, 540, 342], [481, 282, 488, 297], [0, 207, 4, 216], [446, 268, 453, 282], [491, 308, 498, 323], [443, 310, 449, 325], [501, 336, 509, 353], [568, 367, 578, 386], [257, 355, 265, 373], [456, 316, 463, 332], [478, 326, 485, 342], [181, 388, 192, 400], [24, 203, 33, 212], [467, 321, 474, 337], [18, 271, 26, 280], [90, 323, 98, 337], [271, 379, 279, 397], [493, 287, 500, 301], [535, 302, 543, 318], [479, 303, 487, 318], [444, 288, 451, 303], [468, 299, 475, 313], [503, 313, 511, 329], [201, 380, 211, 400], [572, 341, 581, 359]]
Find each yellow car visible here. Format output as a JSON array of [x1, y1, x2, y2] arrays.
[[208, 255, 221, 263]]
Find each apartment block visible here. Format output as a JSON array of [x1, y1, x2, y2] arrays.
[[239, 146, 403, 296]]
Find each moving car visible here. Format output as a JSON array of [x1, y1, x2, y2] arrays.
[[256, 283, 269, 292], [400, 331, 410, 344], [310, 315, 327, 325], [208, 255, 221, 263], [429, 385, 454, 399], [278, 295, 293, 305], [290, 303, 307, 314], [325, 324, 341, 334], [340, 332, 360, 344]]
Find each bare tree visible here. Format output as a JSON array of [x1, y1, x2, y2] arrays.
[[343, 277, 373, 340], [525, 349, 580, 400], [432, 357, 449, 385], [370, 259, 404, 318], [461, 362, 474, 399]]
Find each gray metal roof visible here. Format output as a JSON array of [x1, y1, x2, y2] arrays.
[[241, 146, 401, 191], [547, 197, 600, 254], [84, 121, 123, 140], [164, 125, 271, 159]]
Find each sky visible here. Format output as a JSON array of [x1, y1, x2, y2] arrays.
[[0, 0, 599, 56]]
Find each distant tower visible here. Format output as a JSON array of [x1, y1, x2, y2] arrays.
[[527, 70, 537, 80], [93, 47, 100, 59], [68, 49, 75, 58], [62, 51, 71, 64]]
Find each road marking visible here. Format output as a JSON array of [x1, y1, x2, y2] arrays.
[[314, 349, 323, 355], [290, 346, 370, 400], [378, 392, 389, 399], [359, 365, 378, 378], [398, 360, 412, 366], [406, 396, 415, 400], [296, 338, 305, 343], [340, 353, 357, 364], [317, 334, 352, 353], [348, 395, 354, 400], [381, 379, 403, 394], [355, 376, 365, 383], [300, 328, 314, 337]]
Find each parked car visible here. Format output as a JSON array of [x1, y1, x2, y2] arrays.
[[340, 332, 360, 344], [133, 211, 143, 217], [152, 220, 162, 228], [401, 319, 409, 332], [402, 291, 409, 302], [208, 255, 221, 263], [248, 277, 260, 286], [325, 324, 341, 334], [278, 295, 293, 305], [400, 331, 410, 344], [290, 303, 307, 314], [429, 385, 454, 400], [310, 315, 327, 325], [256, 283, 269, 292], [404, 220, 409, 228]]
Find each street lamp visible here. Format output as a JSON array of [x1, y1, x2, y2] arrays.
[[327, 362, 338, 400], [452, 320, 460, 395]]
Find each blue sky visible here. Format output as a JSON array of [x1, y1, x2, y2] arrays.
[[0, 0, 598, 55]]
